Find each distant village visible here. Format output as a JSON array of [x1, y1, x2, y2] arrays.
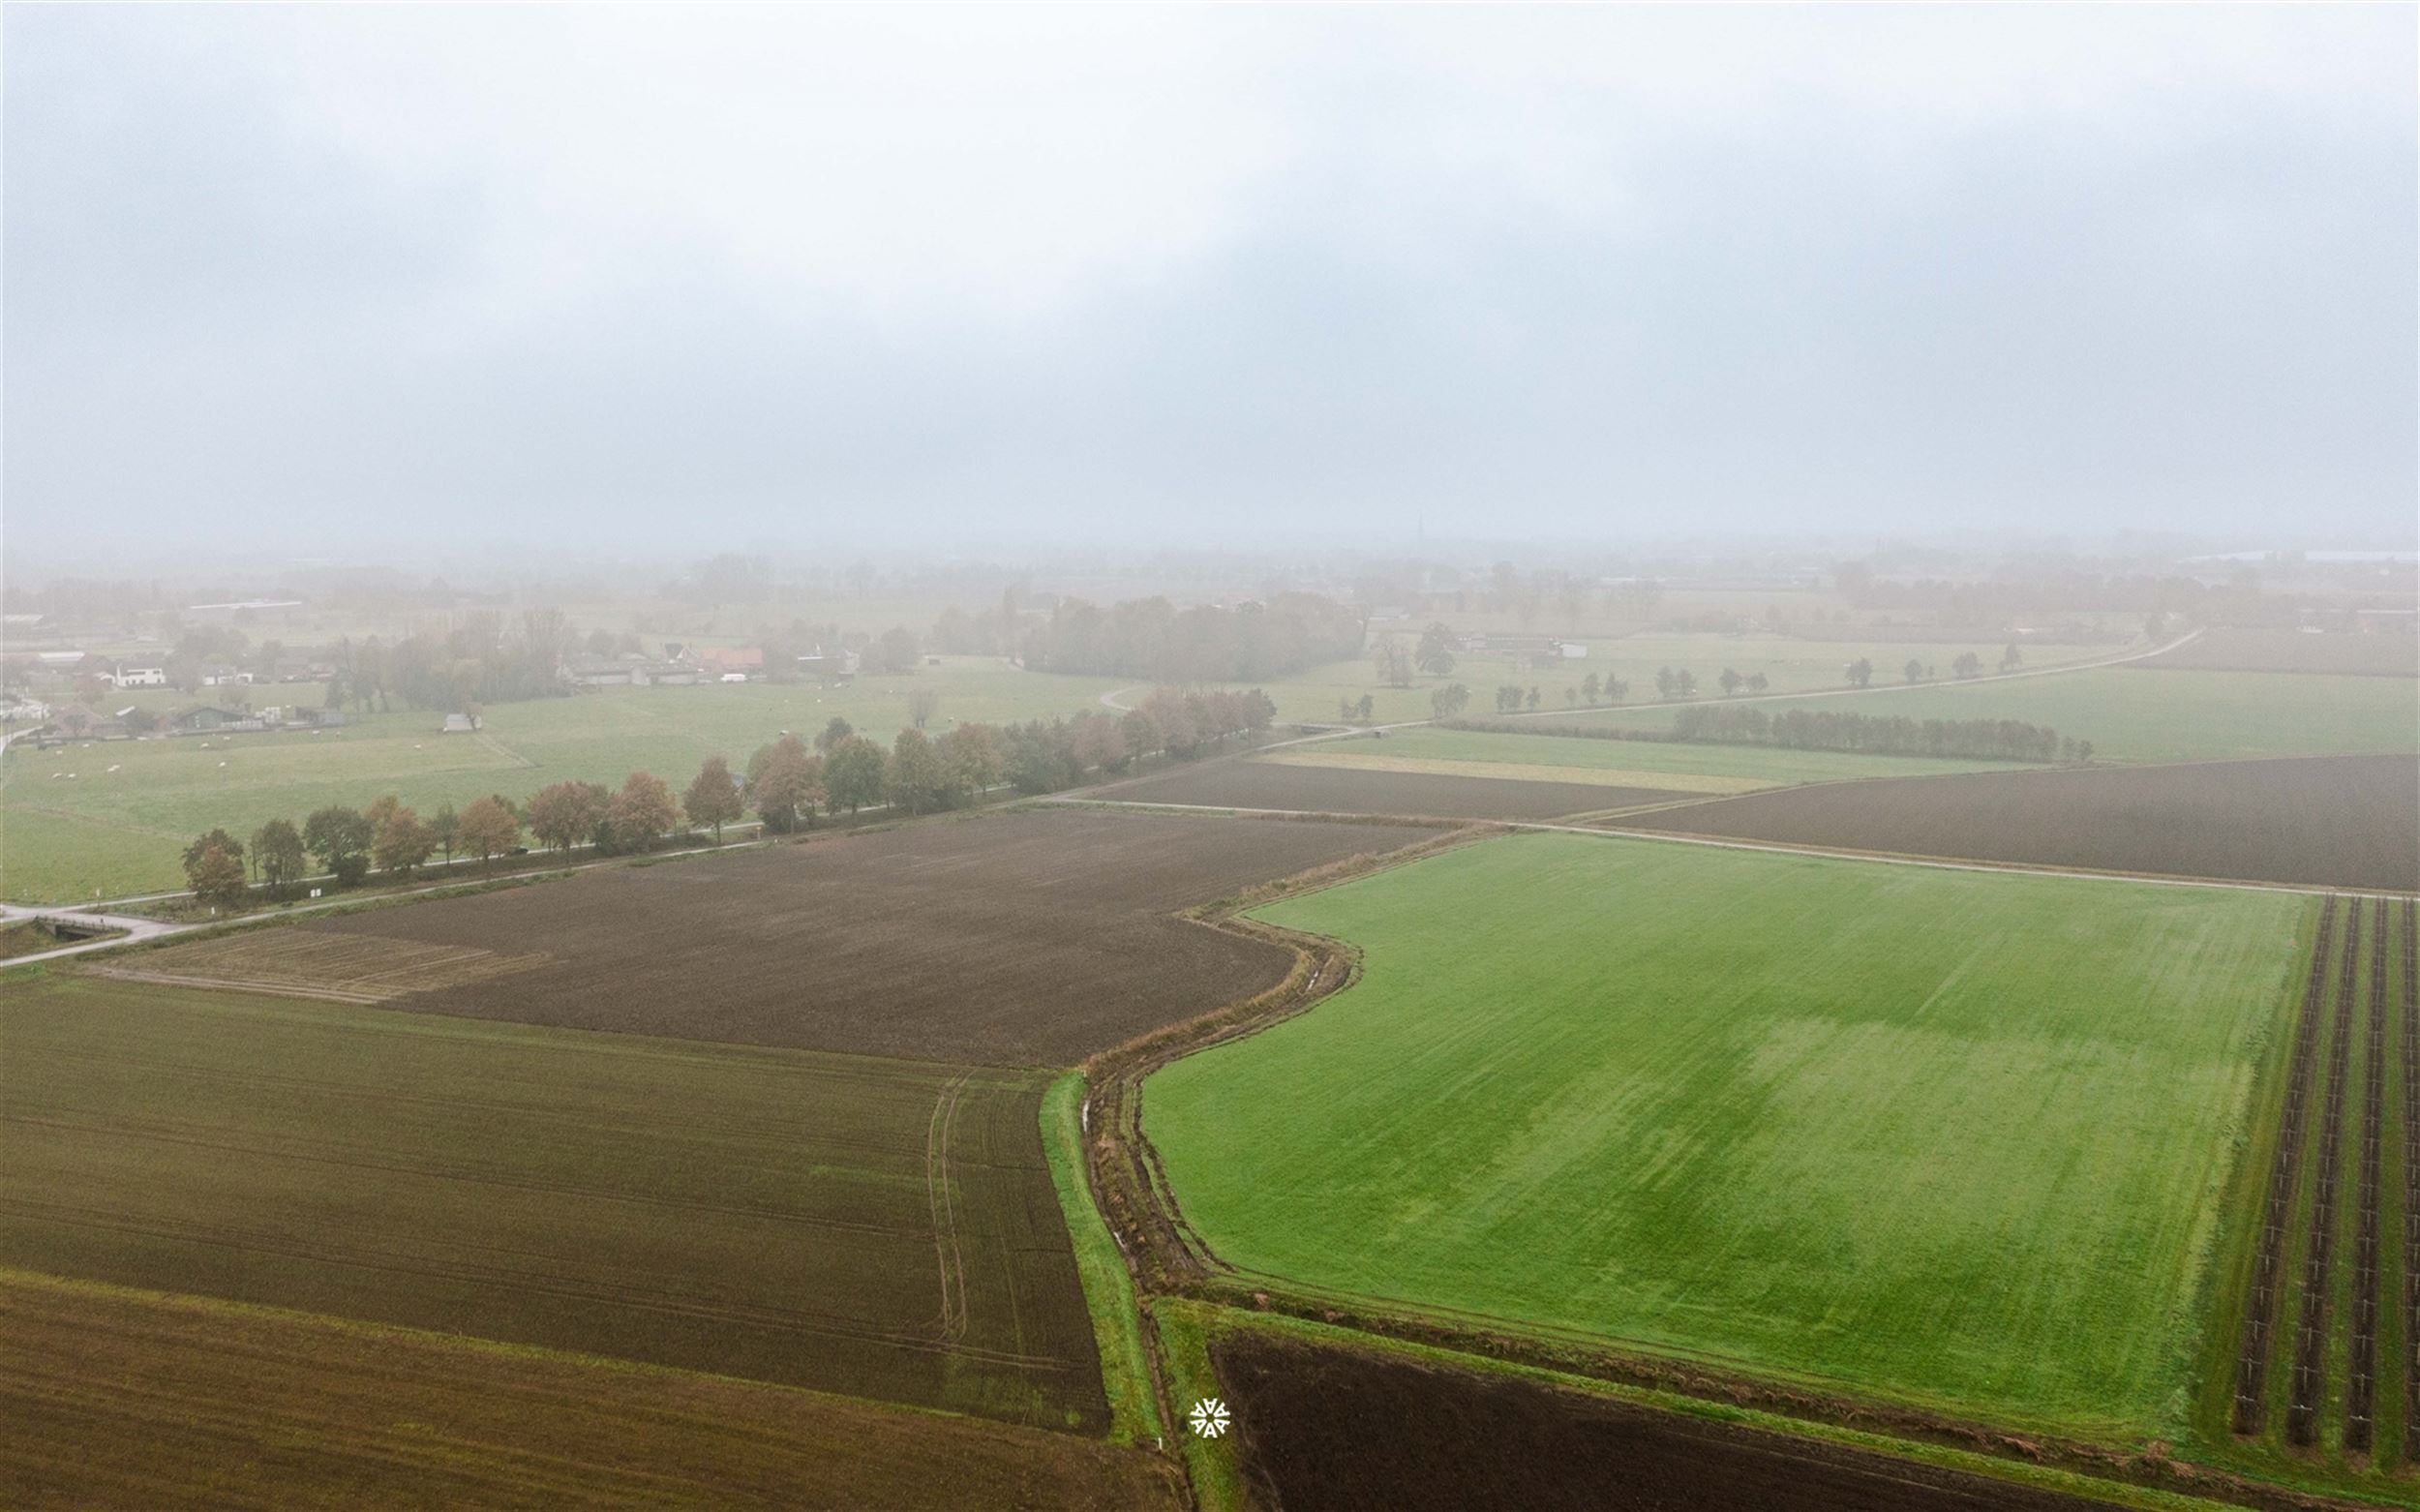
[[0, 616, 865, 749]]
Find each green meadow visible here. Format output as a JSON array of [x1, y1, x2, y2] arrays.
[[0, 658, 1125, 901], [1146, 833, 2307, 1438]]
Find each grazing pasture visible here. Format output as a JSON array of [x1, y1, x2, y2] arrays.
[[0, 656, 1128, 902], [0, 976, 1106, 1430], [1090, 757, 1653, 822], [128, 808, 1430, 1064], [1604, 754, 2420, 892], [0, 1271, 1179, 1512], [1146, 833, 2306, 1436], [1551, 667, 2420, 763], [1212, 1328, 2115, 1512]]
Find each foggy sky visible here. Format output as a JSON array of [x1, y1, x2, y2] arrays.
[[5, 5, 2414, 557]]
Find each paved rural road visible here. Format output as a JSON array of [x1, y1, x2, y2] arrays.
[[0, 903, 183, 966], [1099, 685, 1141, 711]]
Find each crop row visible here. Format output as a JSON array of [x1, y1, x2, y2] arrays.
[[2230, 896, 2339, 1435], [2236, 895, 2420, 1462], [2284, 900, 2362, 1445]]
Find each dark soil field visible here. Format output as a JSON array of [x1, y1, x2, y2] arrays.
[[1212, 1333, 2107, 1511], [2135, 628, 2419, 678], [0, 1271, 1180, 1511], [1, 976, 1105, 1430], [1604, 754, 2419, 891], [1090, 756, 1661, 821], [135, 808, 1433, 1065]]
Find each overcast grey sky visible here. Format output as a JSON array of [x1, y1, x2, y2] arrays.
[[6, 4, 2413, 556]]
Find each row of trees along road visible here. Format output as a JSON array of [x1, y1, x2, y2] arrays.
[[178, 686, 1277, 911]]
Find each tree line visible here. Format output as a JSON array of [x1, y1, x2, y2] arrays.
[[177, 686, 1277, 911]]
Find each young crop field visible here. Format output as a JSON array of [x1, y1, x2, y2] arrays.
[[1327, 725, 2045, 786], [1552, 667, 2420, 764], [0, 974, 1107, 1430], [1088, 757, 1661, 822], [1239, 633, 2102, 728], [0, 1270, 1178, 1511], [2201, 896, 2418, 1501], [0, 655, 1127, 902], [1605, 754, 2420, 892], [1144, 833, 2308, 1438], [122, 808, 1433, 1064]]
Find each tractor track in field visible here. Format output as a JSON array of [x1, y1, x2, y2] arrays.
[[2287, 899, 2363, 1445], [2346, 895, 2388, 1451], [925, 1070, 975, 1345], [2233, 895, 2340, 1435]]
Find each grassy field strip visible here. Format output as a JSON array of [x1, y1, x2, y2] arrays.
[[0, 1269, 1179, 1511], [1041, 1073, 1165, 1446], [1188, 1303, 2249, 1512], [1146, 833, 2306, 1438], [0, 974, 1108, 1431], [1528, 820, 2415, 900], [1258, 747, 1767, 794]]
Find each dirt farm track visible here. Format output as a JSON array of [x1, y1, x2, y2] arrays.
[[119, 808, 1435, 1065], [1603, 753, 2419, 892]]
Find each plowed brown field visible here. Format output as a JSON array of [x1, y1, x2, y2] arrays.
[[1602, 754, 2418, 891], [1213, 1332, 2109, 1511], [253, 808, 1433, 1064]]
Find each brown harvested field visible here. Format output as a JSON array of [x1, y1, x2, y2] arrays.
[[129, 807, 1432, 1065], [2134, 627, 2419, 678], [1212, 1332, 2108, 1512], [3, 975, 1105, 1430], [0, 1270, 1181, 1511], [1089, 756, 1664, 821], [1603, 754, 2420, 891]]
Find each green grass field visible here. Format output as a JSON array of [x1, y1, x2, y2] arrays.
[[0, 971, 1106, 1431], [1288, 726, 2038, 788], [1551, 667, 2420, 764], [1145, 833, 2307, 1438], [0, 657, 1126, 900]]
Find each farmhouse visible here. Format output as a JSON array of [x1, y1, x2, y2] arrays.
[[440, 712, 483, 733], [112, 662, 168, 687], [692, 646, 765, 679], [796, 647, 860, 682], [169, 706, 257, 735]]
